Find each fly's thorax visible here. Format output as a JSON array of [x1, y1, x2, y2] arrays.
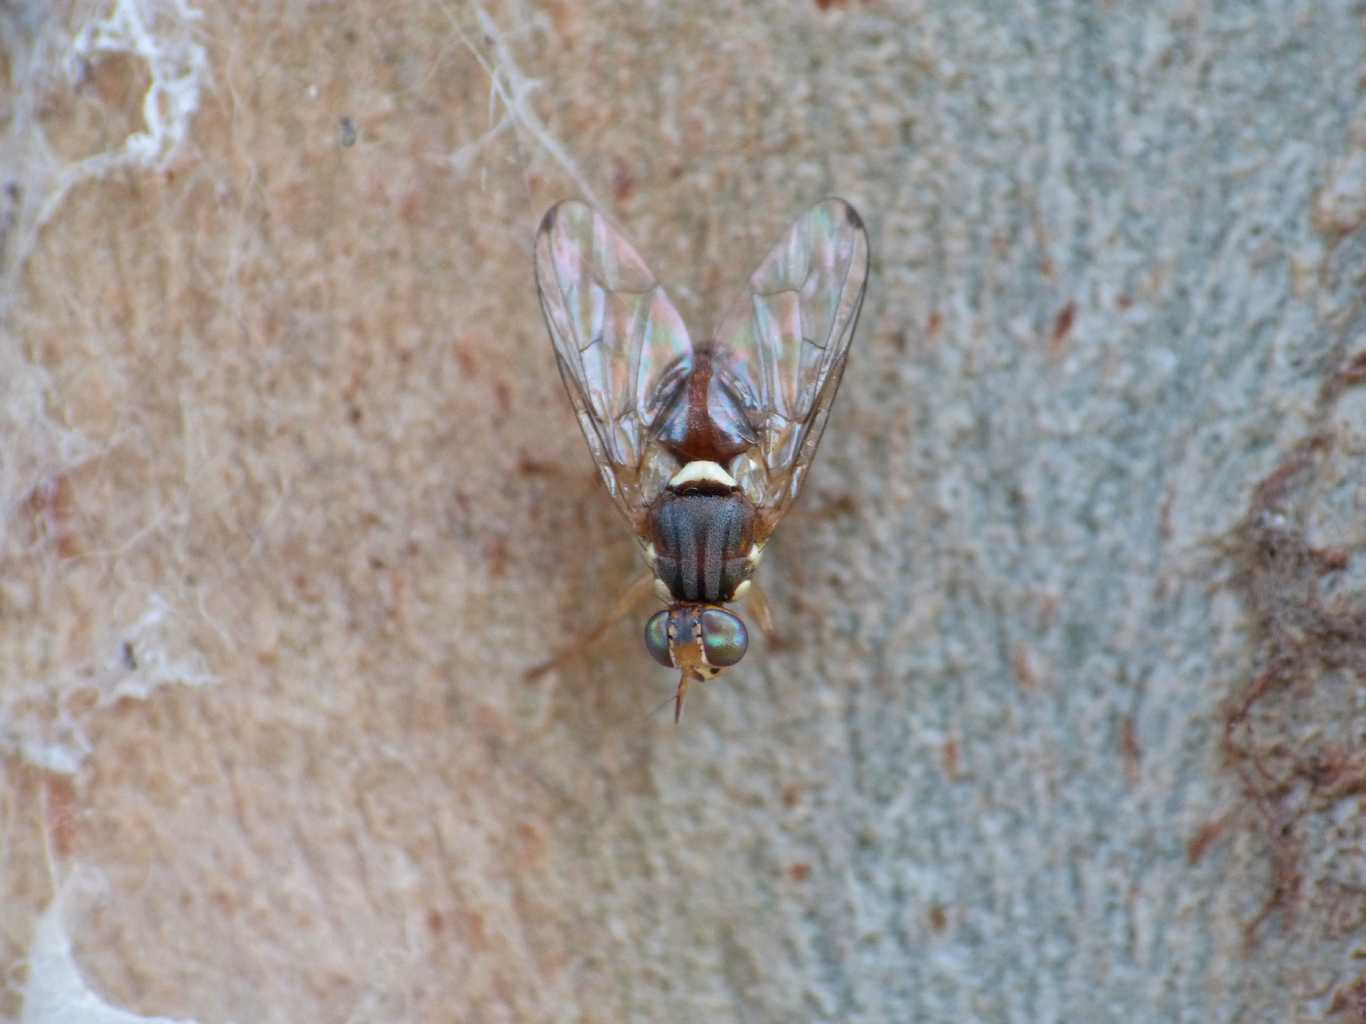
[[646, 461, 757, 604], [667, 460, 736, 489]]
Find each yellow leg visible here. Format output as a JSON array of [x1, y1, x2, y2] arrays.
[[525, 571, 656, 680], [744, 579, 779, 645]]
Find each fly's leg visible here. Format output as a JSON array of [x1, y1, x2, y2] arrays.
[[525, 571, 656, 681], [743, 579, 779, 646]]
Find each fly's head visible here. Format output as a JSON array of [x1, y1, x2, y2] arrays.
[[643, 603, 749, 722]]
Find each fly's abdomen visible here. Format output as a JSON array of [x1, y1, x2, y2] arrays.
[[649, 490, 756, 603]]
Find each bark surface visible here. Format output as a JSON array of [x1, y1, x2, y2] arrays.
[[2, 2, 1365, 1022]]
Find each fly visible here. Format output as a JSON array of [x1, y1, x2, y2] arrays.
[[531, 198, 870, 721]]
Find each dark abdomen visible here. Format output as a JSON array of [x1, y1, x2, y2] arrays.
[[649, 490, 755, 603]]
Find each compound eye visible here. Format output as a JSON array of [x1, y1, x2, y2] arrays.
[[644, 610, 674, 667], [700, 608, 748, 668]]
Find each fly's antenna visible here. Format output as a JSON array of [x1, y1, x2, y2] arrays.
[[641, 692, 677, 724], [674, 670, 696, 724]]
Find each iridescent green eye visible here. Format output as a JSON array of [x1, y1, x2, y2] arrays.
[[644, 610, 674, 667], [701, 609, 748, 668]]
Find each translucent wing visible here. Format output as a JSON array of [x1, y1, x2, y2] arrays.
[[712, 198, 870, 535], [535, 201, 694, 526]]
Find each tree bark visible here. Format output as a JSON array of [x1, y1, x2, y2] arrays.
[[2, 2, 1365, 1021]]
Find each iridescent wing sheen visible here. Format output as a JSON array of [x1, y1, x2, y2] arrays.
[[535, 201, 693, 527], [712, 198, 870, 535]]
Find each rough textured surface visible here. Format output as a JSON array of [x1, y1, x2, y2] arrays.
[[2, 1, 1365, 1022]]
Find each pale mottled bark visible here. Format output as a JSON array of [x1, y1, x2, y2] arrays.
[[2, 2, 1365, 1022]]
